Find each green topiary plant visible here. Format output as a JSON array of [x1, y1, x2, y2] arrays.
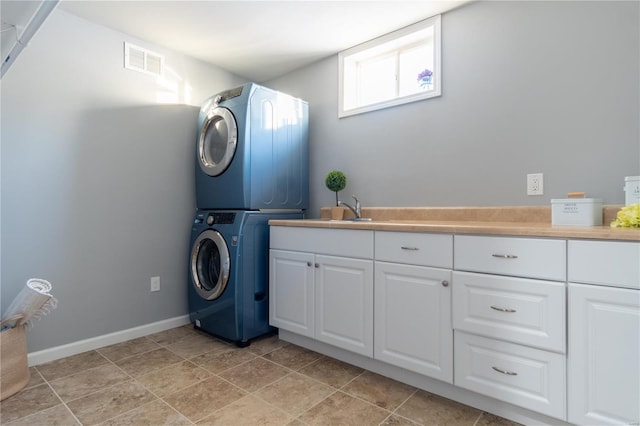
[[325, 170, 347, 206]]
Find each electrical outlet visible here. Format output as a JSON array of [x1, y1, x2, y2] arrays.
[[527, 173, 544, 196], [150, 276, 160, 292]]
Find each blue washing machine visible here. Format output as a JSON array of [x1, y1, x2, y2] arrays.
[[195, 83, 309, 210], [188, 209, 303, 346]]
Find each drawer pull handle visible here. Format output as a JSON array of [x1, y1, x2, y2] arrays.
[[492, 254, 518, 259], [492, 366, 518, 376], [490, 305, 517, 313], [401, 246, 419, 251]]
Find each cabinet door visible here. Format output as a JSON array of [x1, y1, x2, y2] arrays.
[[269, 249, 315, 337], [315, 255, 374, 357], [374, 262, 453, 382], [568, 283, 640, 425]]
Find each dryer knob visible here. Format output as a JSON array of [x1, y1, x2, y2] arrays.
[[206, 215, 214, 225]]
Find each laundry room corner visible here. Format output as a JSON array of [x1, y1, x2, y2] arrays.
[[0, 8, 248, 359]]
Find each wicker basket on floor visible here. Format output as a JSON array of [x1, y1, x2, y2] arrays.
[[0, 315, 30, 401]]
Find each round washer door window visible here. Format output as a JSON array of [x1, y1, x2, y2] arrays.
[[198, 107, 237, 177], [190, 230, 230, 300]]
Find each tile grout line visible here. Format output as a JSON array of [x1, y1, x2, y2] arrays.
[[95, 338, 217, 426], [15, 329, 513, 426], [52, 335, 301, 425], [386, 387, 422, 425], [36, 370, 85, 426], [245, 367, 329, 423], [95, 356, 188, 425], [186, 345, 346, 424], [46, 343, 187, 425], [29, 351, 119, 425]]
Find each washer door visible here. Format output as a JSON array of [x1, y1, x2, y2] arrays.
[[191, 229, 231, 300], [198, 107, 238, 177]]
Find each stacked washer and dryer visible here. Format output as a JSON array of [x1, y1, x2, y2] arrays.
[[188, 83, 309, 347]]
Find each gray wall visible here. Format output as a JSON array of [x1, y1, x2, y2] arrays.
[[1, 10, 246, 351], [268, 1, 640, 217]]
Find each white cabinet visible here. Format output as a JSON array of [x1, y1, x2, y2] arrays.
[[270, 225, 640, 424], [374, 231, 453, 382], [269, 249, 315, 337], [315, 255, 373, 356], [453, 235, 567, 420], [269, 227, 374, 357], [375, 262, 452, 382], [568, 241, 640, 426]]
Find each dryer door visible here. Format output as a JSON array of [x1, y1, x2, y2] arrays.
[[198, 107, 238, 177], [190, 229, 231, 300]]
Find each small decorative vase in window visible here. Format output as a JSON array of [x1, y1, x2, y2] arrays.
[[418, 69, 433, 88]]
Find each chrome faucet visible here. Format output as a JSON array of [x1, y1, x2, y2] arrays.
[[338, 195, 361, 218]]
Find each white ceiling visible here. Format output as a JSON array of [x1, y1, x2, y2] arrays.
[[58, 0, 471, 82]]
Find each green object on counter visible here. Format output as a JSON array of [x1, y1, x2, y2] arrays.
[[610, 203, 640, 228], [325, 170, 346, 206]]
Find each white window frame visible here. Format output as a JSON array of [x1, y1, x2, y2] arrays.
[[338, 15, 441, 118]]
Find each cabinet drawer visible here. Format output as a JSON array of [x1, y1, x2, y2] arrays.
[[452, 272, 565, 352], [375, 231, 452, 268], [568, 240, 640, 289], [454, 235, 566, 281], [454, 331, 566, 420], [270, 226, 373, 259]]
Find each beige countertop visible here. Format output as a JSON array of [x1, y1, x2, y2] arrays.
[[269, 206, 640, 241]]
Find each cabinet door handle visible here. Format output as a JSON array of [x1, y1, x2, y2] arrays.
[[315, 263, 319, 268], [307, 261, 312, 267], [442, 280, 449, 287], [492, 366, 518, 376], [490, 305, 517, 313], [401, 246, 419, 251], [491, 254, 518, 259]]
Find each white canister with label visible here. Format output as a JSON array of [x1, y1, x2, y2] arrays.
[[624, 176, 640, 206]]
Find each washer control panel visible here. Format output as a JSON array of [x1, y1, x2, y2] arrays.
[[193, 212, 236, 225]]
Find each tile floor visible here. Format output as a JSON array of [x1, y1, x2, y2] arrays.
[[1, 325, 520, 425]]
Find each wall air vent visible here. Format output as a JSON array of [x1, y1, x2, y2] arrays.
[[124, 42, 163, 76]]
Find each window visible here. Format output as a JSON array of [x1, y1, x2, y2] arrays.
[[339, 15, 441, 118]]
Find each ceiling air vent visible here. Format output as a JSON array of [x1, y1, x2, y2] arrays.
[[124, 42, 163, 76]]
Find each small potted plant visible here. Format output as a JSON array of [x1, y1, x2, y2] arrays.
[[325, 170, 346, 220]]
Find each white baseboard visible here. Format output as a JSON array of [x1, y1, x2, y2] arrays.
[[27, 315, 191, 366]]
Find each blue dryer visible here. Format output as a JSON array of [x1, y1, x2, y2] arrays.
[[195, 83, 309, 210], [188, 209, 303, 346]]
